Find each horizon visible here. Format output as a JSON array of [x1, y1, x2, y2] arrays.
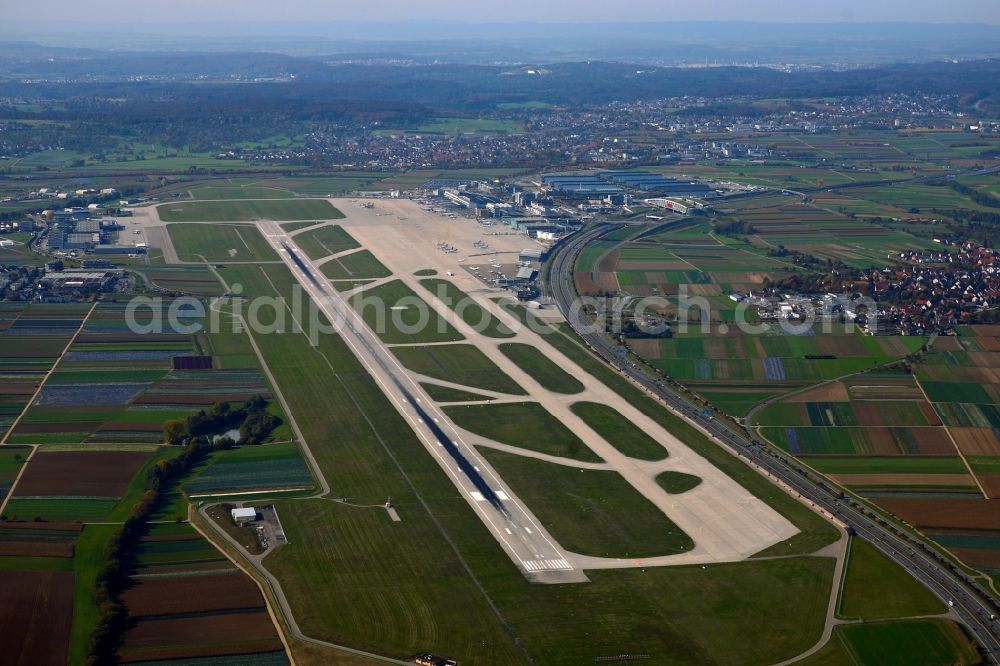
[[3, 0, 1000, 26]]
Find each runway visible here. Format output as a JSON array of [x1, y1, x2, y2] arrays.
[[258, 219, 586, 583]]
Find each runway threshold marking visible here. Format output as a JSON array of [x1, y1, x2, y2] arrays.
[[522, 559, 572, 571]]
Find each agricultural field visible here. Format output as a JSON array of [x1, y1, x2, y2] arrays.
[[0, 446, 29, 505], [755, 326, 1000, 587], [4, 450, 151, 522], [118, 523, 287, 664], [0, 303, 91, 441], [634, 326, 926, 418], [0, 570, 75, 665], [0, 521, 82, 559], [575, 217, 932, 420], [167, 223, 279, 262], [4, 302, 287, 446], [184, 443, 314, 497], [157, 198, 342, 222], [0, 409, 292, 665], [0, 443, 226, 663], [725, 203, 938, 268], [133, 265, 223, 295], [608, 241, 790, 297]]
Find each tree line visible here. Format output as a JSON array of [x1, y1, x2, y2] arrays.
[[86, 434, 235, 664]]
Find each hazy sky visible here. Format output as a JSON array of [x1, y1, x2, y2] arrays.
[[6, 0, 1000, 24]]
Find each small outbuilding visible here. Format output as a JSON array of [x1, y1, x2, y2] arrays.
[[231, 507, 257, 524]]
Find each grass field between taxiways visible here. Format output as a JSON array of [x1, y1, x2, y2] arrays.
[[158, 198, 342, 222], [391, 344, 525, 395], [167, 223, 279, 262], [499, 342, 585, 394], [479, 448, 693, 558], [571, 401, 669, 461], [351, 280, 465, 344], [445, 402, 603, 463], [420, 279, 515, 339]]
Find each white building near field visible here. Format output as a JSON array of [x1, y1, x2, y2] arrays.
[[231, 507, 256, 524]]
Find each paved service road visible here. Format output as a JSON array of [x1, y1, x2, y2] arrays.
[[548, 222, 1000, 661], [258, 220, 585, 583]]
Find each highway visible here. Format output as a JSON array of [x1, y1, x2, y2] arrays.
[[547, 222, 1000, 661], [258, 220, 584, 582]]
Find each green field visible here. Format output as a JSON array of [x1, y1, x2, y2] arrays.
[[920, 380, 992, 404], [188, 185, 296, 200], [838, 538, 946, 620], [392, 344, 525, 395], [133, 265, 223, 295], [282, 175, 385, 195], [480, 449, 693, 558], [499, 343, 584, 394], [656, 471, 703, 494], [69, 523, 118, 663], [419, 279, 515, 339], [158, 198, 342, 222], [319, 250, 392, 280], [3, 497, 118, 521], [571, 401, 668, 461], [292, 224, 360, 260], [798, 619, 980, 666], [184, 443, 314, 496], [352, 280, 464, 344], [279, 221, 322, 232], [105, 448, 183, 523], [838, 619, 980, 666], [167, 223, 278, 262], [419, 383, 493, 403], [806, 456, 967, 475], [445, 402, 602, 462]]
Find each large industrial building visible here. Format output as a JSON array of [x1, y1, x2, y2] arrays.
[[601, 171, 719, 197], [541, 174, 623, 197], [44, 208, 136, 254], [542, 171, 718, 199]]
